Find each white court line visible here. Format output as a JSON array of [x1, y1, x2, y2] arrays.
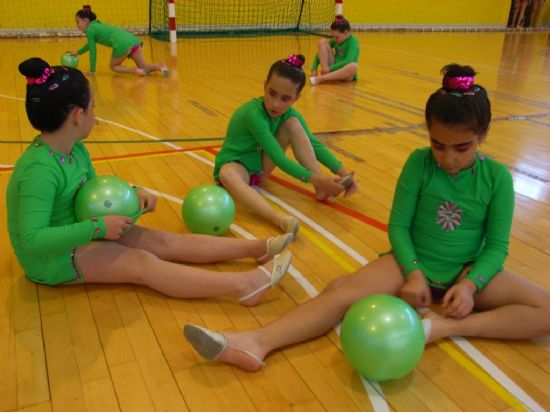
[[3, 91, 541, 411], [185, 150, 544, 412], [141, 183, 389, 412], [451, 337, 544, 412], [184, 151, 369, 267]]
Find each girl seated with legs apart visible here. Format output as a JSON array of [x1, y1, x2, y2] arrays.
[[7, 58, 293, 307], [185, 63, 550, 371], [215, 54, 358, 238]]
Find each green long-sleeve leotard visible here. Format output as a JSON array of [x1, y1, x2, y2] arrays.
[[6, 136, 106, 285], [213, 97, 342, 182], [77, 20, 142, 72], [388, 148, 514, 291], [312, 35, 360, 81]]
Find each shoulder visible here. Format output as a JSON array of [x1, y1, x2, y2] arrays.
[[239, 98, 267, 119], [285, 105, 301, 118], [407, 147, 433, 164], [13, 144, 58, 178], [479, 154, 513, 184]]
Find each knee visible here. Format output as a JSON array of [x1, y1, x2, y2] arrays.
[[218, 167, 232, 185], [219, 165, 244, 187], [281, 117, 304, 138], [148, 230, 172, 251], [324, 275, 357, 305], [318, 38, 329, 47], [127, 248, 159, 283], [348, 63, 358, 74]]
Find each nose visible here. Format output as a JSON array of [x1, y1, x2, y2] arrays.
[[440, 152, 456, 169]]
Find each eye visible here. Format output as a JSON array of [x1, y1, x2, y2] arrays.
[[455, 144, 471, 153]]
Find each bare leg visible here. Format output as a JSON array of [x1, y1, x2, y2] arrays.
[[116, 225, 268, 263], [262, 117, 337, 201], [77, 240, 284, 306], [313, 63, 358, 84], [193, 254, 405, 370], [129, 47, 167, 74], [219, 162, 288, 230], [515, 0, 530, 27], [261, 117, 322, 177], [427, 270, 550, 343], [529, 0, 544, 27], [316, 39, 335, 74], [109, 54, 146, 76], [510, 0, 521, 27]]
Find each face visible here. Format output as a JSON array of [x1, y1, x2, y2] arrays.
[[76, 16, 89, 33], [428, 120, 485, 174], [331, 29, 349, 44], [263, 73, 300, 118]]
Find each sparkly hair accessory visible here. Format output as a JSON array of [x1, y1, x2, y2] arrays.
[[284, 54, 304, 69], [335, 16, 346, 22], [26, 67, 53, 85], [444, 76, 474, 91]]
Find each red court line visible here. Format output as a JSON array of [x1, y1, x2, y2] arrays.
[[0, 144, 223, 173], [204, 147, 388, 233], [91, 144, 222, 162]]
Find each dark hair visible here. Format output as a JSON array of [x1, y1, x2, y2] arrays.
[[76, 4, 97, 21], [18, 58, 91, 132], [330, 15, 351, 32], [266, 54, 306, 94], [425, 64, 491, 135]]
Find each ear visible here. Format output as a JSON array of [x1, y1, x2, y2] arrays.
[[479, 129, 489, 144], [70, 106, 85, 126]]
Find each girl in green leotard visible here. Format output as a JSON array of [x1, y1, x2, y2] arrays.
[[70, 5, 169, 77], [215, 54, 358, 238], [8, 57, 293, 306]]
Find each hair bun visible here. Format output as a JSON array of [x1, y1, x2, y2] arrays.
[[83, 4, 92, 11], [285, 54, 305, 69], [18, 57, 50, 79], [441, 63, 476, 91]]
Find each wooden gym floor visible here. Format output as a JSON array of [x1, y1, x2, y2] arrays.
[[0, 31, 550, 411]]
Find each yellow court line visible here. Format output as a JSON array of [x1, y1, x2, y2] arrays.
[[1, 146, 534, 410], [437, 341, 528, 411]]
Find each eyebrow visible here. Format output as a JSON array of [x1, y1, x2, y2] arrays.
[[430, 138, 472, 147]]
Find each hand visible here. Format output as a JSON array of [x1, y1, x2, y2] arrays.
[[442, 279, 476, 318], [310, 70, 318, 77], [67, 51, 78, 56], [85, 71, 95, 76], [136, 188, 157, 213], [310, 173, 344, 201], [336, 168, 358, 197], [399, 269, 432, 308], [103, 215, 133, 240]]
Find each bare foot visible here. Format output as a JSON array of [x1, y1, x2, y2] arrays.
[[134, 68, 148, 76]]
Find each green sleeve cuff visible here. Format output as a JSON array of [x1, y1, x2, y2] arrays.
[[466, 272, 489, 291], [90, 217, 106, 239], [301, 170, 312, 183], [330, 161, 343, 174], [402, 259, 421, 277]]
